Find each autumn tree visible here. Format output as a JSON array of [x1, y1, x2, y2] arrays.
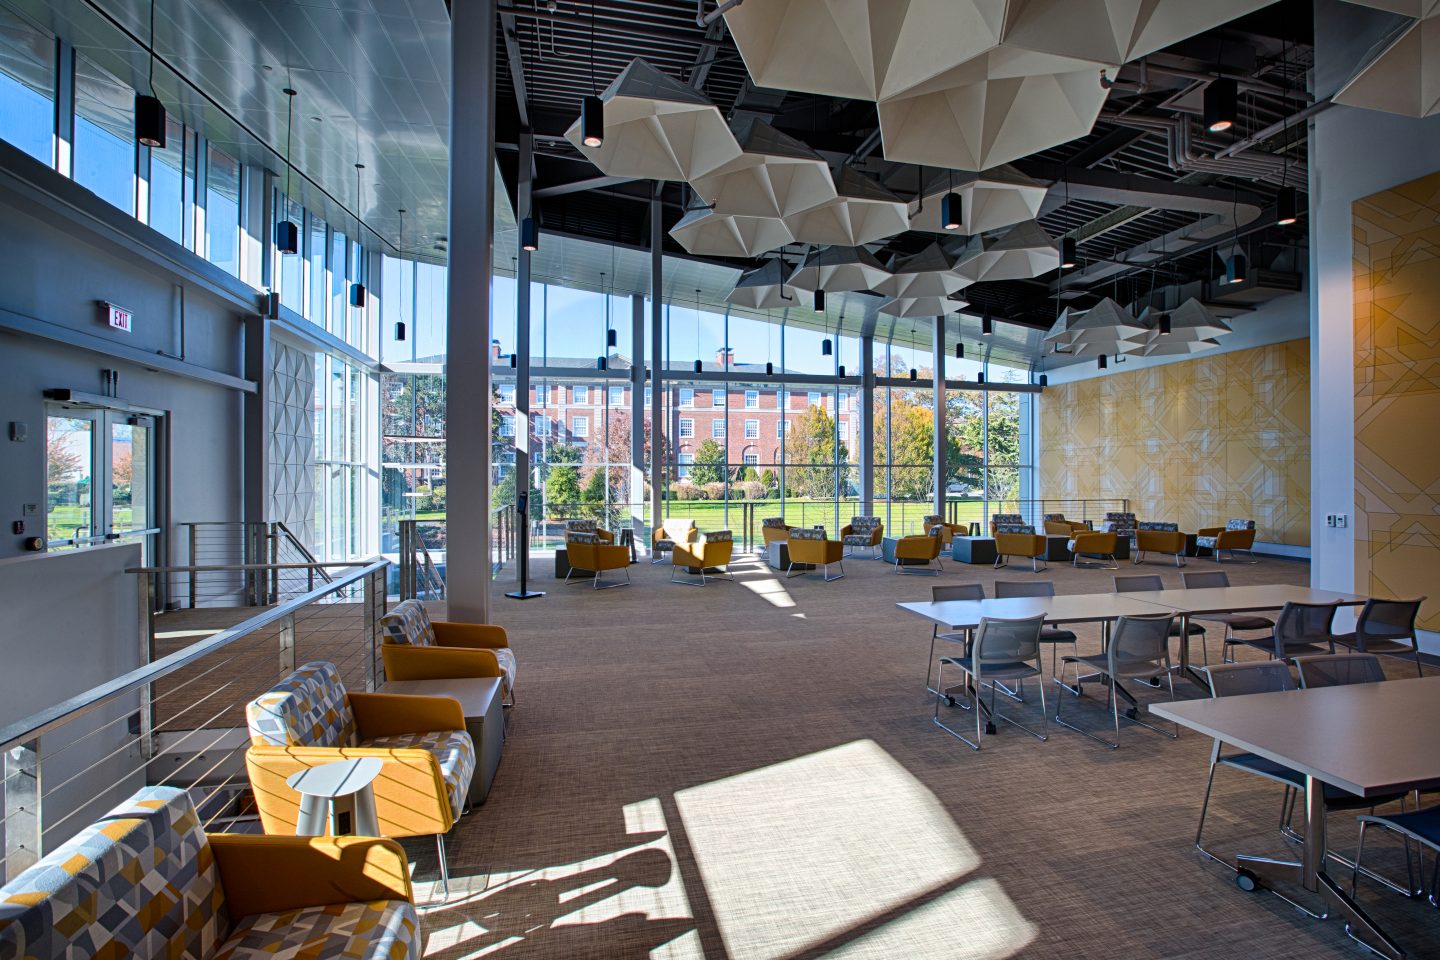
[[688, 438, 726, 486], [785, 405, 848, 498]]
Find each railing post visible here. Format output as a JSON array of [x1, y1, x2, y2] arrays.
[[187, 524, 197, 608], [137, 571, 156, 760], [3, 739, 41, 881], [363, 567, 384, 690], [269, 523, 279, 604], [278, 613, 296, 677]]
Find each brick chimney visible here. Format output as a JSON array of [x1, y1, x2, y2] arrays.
[[491, 339, 502, 360], [715, 347, 735, 367]]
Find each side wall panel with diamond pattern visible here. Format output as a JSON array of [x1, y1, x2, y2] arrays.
[[268, 338, 315, 550], [1038, 340, 1310, 547], [1353, 170, 1440, 630]]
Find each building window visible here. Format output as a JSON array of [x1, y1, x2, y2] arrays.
[[308, 214, 328, 325], [73, 55, 136, 215], [745, 390, 759, 408], [838, 419, 848, 435], [571, 415, 589, 438], [807, 391, 822, 408], [609, 385, 625, 405], [535, 415, 550, 437], [777, 419, 789, 439], [149, 117, 185, 245], [573, 385, 589, 405], [677, 452, 693, 479], [744, 419, 759, 439], [712, 388, 726, 407], [498, 384, 515, 405], [206, 143, 241, 277], [644, 386, 652, 406], [534, 385, 546, 407], [680, 387, 694, 407], [679, 418, 694, 438], [500, 415, 515, 437], [0, 10, 56, 166], [743, 452, 759, 466], [712, 420, 725, 438]]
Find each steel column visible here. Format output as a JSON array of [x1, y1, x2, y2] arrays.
[[631, 294, 646, 542], [649, 185, 664, 535], [932, 317, 946, 519], [860, 333, 875, 515]]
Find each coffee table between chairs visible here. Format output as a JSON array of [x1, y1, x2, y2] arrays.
[[383, 677, 505, 805]]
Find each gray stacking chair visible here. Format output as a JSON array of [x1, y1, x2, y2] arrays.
[[1194, 661, 1411, 909], [1182, 570, 1275, 648], [1054, 614, 1178, 749], [926, 584, 985, 702], [1293, 653, 1386, 688], [1114, 574, 1210, 664], [1226, 600, 1340, 662], [1331, 597, 1426, 678], [994, 580, 1078, 689], [1352, 807, 1440, 908], [932, 614, 1048, 751]]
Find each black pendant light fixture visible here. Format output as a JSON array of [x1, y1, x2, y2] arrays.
[[1158, 312, 1172, 335], [1098, 354, 1108, 370], [981, 311, 993, 337], [349, 163, 367, 307], [1204, 77, 1237, 134], [977, 371, 985, 384], [580, 3, 604, 147], [597, 356, 607, 370], [393, 209, 406, 342], [820, 291, 832, 355], [1038, 372, 1048, 387], [135, 0, 166, 148], [821, 337, 832, 356], [275, 88, 300, 255], [766, 362, 774, 376], [1225, 251, 1248, 284], [509, 352, 517, 368], [814, 288, 826, 313], [1060, 236, 1077, 270], [908, 321, 918, 381], [955, 341, 964, 360], [941, 167, 962, 231], [837, 364, 846, 378], [520, 216, 539, 252], [1275, 186, 1298, 226], [693, 288, 703, 374]]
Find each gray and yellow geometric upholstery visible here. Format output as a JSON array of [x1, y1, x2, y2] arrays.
[[995, 522, 1036, 534], [246, 661, 358, 748], [1195, 518, 1255, 549], [1102, 511, 1137, 540], [1139, 520, 1179, 533], [379, 597, 438, 647], [788, 526, 825, 541], [362, 730, 475, 821], [652, 518, 698, 556], [0, 787, 420, 960], [760, 516, 792, 546], [564, 519, 615, 543], [841, 516, 884, 554], [379, 599, 518, 696], [1196, 518, 1257, 562], [989, 513, 1025, 535]]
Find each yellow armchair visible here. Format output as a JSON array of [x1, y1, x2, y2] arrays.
[[994, 524, 1047, 572], [891, 532, 944, 575], [922, 514, 963, 546], [785, 528, 845, 581], [1134, 522, 1188, 567], [379, 599, 517, 704], [1196, 519, 1258, 563], [566, 533, 632, 588], [1043, 513, 1090, 536], [672, 530, 735, 585], [1067, 530, 1119, 569], [761, 516, 793, 546], [840, 516, 884, 557], [651, 518, 699, 563], [563, 518, 614, 542]]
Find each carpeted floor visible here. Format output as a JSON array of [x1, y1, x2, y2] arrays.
[[407, 549, 1440, 959]]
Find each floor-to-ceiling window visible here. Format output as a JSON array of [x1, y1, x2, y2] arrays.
[[72, 54, 135, 215], [0, 7, 56, 167]]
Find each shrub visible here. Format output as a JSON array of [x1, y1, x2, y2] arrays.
[[702, 482, 726, 501], [739, 480, 765, 500]]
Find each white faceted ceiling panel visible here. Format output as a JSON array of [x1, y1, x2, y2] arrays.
[[670, 208, 795, 257], [785, 167, 909, 246], [909, 165, 1049, 234], [1334, 14, 1440, 118], [689, 120, 836, 218], [1000, 0, 1278, 66]]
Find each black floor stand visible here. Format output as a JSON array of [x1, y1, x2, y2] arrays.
[[505, 504, 544, 600]]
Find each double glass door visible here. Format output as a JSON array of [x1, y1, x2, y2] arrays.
[[46, 407, 158, 555]]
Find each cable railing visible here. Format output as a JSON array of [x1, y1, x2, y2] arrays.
[[0, 558, 389, 881], [174, 521, 335, 608]]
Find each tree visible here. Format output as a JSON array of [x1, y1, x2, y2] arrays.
[[47, 433, 83, 490], [785, 405, 848, 498], [689, 438, 726, 486], [581, 467, 607, 503], [543, 443, 583, 509]]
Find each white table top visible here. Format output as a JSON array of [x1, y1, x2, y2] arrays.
[[286, 757, 384, 798], [383, 677, 501, 715], [897, 594, 1179, 629], [1120, 584, 1367, 615], [1151, 676, 1440, 797]]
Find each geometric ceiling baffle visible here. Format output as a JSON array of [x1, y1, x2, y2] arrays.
[[786, 244, 892, 293], [564, 58, 742, 181], [722, 0, 1007, 102], [1132, 298, 1232, 355], [1043, 297, 1148, 356], [999, 0, 1276, 65], [669, 207, 795, 257], [876, 45, 1113, 170], [908, 164, 1049, 234], [954, 219, 1060, 282], [1333, 9, 1440, 118], [726, 259, 802, 309], [784, 166, 911, 246], [876, 243, 970, 298], [688, 118, 837, 219], [879, 294, 969, 318]]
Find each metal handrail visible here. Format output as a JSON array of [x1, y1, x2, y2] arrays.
[[0, 558, 388, 754], [46, 527, 162, 549]]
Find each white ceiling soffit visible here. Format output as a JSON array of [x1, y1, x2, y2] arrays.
[[954, 219, 1060, 282], [670, 208, 796, 257], [784, 167, 910, 246], [564, 59, 742, 181], [722, 0, 1007, 102], [875, 243, 970, 297], [909, 164, 1049, 234], [726, 260, 804, 309], [786, 245, 892, 292], [879, 295, 970, 318], [1333, 13, 1440, 118], [877, 44, 1113, 170], [1000, 0, 1277, 65], [689, 119, 837, 218]]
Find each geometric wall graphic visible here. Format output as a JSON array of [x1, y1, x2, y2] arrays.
[[1353, 169, 1440, 629], [1039, 339, 1310, 547], [268, 339, 316, 552]]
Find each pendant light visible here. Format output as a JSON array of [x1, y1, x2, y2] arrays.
[[1060, 236, 1077, 270], [692, 289, 703, 374], [941, 168, 962, 231], [580, 2, 604, 147], [814, 288, 826, 313], [1158, 312, 1172, 335], [1274, 35, 1298, 227], [521, 216, 539, 252], [349, 163, 367, 307], [1224, 251, 1248, 284], [838, 364, 846, 378], [1037, 359, 1048, 387], [135, 0, 165, 148], [908, 321, 918, 381], [1098, 354, 1108, 370], [393, 209, 406, 342], [981, 311, 993, 337], [766, 362, 774, 376], [1204, 77, 1237, 134], [820, 290, 832, 355], [977, 371, 985, 384], [955, 341, 964, 360], [275, 88, 300, 255], [602, 271, 617, 348], [510, 352, 517, 368]]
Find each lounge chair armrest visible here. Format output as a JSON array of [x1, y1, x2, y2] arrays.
[[433, 621, 510, 649], [210, 834, 414, 917], [1197, 527, 1224, 537], [245, 745, 454, 836], [350, 691, 466, 738], [381, 645, 503, 683]]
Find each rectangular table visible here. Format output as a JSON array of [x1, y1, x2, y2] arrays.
[[382, 677, 504, 806], [1152, 677, 1440, 959]]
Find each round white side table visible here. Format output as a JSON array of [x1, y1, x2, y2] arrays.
[[286, 757, 383, 837]]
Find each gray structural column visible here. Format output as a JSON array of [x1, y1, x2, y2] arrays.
[[515, 131, 533, 531], [860, 333, 875, 514], [630, 294, 646, 543], [932, 317, 946, 520], [242, 315, 271, 530], [648, 185, 664, 539], [445, 0, 496, 622]]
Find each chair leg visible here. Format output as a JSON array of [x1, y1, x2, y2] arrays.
[[1194, 761, 1224, 865], [436, 833, 450, 899]]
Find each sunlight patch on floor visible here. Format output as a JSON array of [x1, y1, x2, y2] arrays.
[[673, 739, 1033, 960], [822, 878, 1035, 959], [737, 573, 796, 608]]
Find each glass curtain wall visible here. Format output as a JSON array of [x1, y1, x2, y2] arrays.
[[0, 7, 56, 165]]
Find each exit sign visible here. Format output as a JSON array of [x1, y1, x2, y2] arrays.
[[102, 301, 132, 333]]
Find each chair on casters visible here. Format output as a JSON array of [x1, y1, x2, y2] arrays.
[[1114, 574, 1209, 666], [785, 527, 845, 581], [1331, 597, 1427, 678], [1193, 661, 1411, 909], [1054, 614, 1179, 749], [994, 524, 1047, 572], [1292, 653, 1385, 688], [1182, 570, 1275, 650], [932, 614, 1049, 750], [671, 530, 734, 585], [1068, 530, 1118, 569], [995, 580, 1078, 692], [926, 583, 985, 701], [1224, 600, 1340, 663], [1196, 519, 1259, 562]]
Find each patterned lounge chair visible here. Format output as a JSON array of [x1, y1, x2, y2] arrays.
[[380, 598, 518, 704], [841, 516, 884, 557], [1196, 519, 1258, 563]]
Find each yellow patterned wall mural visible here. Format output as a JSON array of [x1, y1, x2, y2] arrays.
[[1353, 170, 1440, 630], [1038, 340, 1310, 546]]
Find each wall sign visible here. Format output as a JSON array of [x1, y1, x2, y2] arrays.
[[101, 301, 132, 333]]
